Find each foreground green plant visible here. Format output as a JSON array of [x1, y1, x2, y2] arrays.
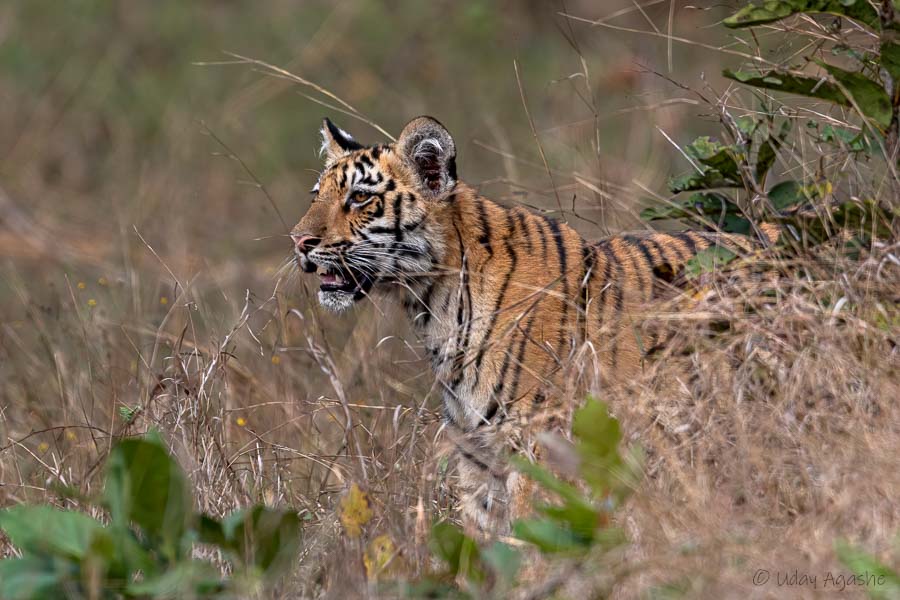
[[417, 398, 639, 598], [0, 432, 300, 599]]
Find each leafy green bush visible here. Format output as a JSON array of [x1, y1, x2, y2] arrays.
[[641, 0, 898, 276], [0, 432, 300, 599]]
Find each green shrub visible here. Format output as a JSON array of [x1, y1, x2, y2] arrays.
[[0, 432, 300, 599]]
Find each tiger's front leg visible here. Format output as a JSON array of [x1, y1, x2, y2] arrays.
[[454, 449, 544, 539], [456, 452, 512, 537]]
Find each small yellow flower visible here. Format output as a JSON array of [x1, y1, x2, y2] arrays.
[[37, 442, 49, 453], [236, 417, 247, 427], [98, 277, 108, 286], [159, 296, 168, 305], [271, 355, 281, 365], [340, 483, 373, 538], [77, 282, 86, 290], [87, 299, 97, 307], [66, 431, 76, 441]]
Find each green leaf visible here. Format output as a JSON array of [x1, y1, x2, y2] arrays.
[[880, 41, 900, 82], [642, 193, 736, 222], [572, 398, 634, 498], [667, 137, 743, 192], [220, 506, 301, 578], [509, 456, 592, 510], [721, 214, 752, 235], [835, 540, 900, 600], [481, 542, 522, 584], [0, 556, 76, 600], [724, 65, 892, 130], [572, 399, 621, 462], [818, 124, 871, 152], [0, 505, 104, 561], [125, 560, 224, 599], [756, 120, 791, 183], [767, 180, 808, 210], [723, 1, 879, 30], [684, 246, 738, 279], [104, 433, 192, 562], [536, 503, 599, 541], [819, 61, 892, 129], [512, 518, 588, 554], [429, 521, 485, 583]]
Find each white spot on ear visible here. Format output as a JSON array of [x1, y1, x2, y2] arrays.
[[337, 125, 354, 141], [413, 138, 443, 161], [318, 125, 331, 158]]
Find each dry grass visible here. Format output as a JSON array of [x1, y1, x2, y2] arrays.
[[1, 2, 899, 599]]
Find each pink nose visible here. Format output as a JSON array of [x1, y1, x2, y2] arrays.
[[292, 234, 320, 253]]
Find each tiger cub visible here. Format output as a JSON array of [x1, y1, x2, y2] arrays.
[[290, 116, 776, 532]]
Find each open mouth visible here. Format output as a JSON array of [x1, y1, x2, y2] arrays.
[[316, 265, 373, 296]]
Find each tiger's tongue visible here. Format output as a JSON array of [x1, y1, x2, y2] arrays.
[[320, 272, 344, 285]]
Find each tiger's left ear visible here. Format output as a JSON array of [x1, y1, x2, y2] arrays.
[[397, 116, 457, 198], [320, 118, 363, 165]]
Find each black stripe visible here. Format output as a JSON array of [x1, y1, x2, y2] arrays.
[[545, 217, 570, 354], [476, 199, 494, 257], [392, 193, 404, 241], [505, 306, 539, 409], [457, 446, 491, 472], [673, 232, 698, 257], [514, 209, 533, 253], [370, 196, 385, 219], [623, 236, 655, 301], [534, 214, 550, 263], [641, 236, 671, 266], [417, 281, 436, 327], [449, 227, 473, 395], [579, 243, 597, 341], [595, 241, 624, 369], [473, 213, 519, 386], [482, 400, 499, 424]]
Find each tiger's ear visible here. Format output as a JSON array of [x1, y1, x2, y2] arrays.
[[397, 116, 457, 198], [320, 118, 363, 164]]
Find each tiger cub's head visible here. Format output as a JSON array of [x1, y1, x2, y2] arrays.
[[291, 116, 457, 312]]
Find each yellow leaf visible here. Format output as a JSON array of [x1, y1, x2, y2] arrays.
[[364, 534, 399, 580], [340, 483, 372, 538]]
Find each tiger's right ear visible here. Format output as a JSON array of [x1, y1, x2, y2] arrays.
[[319, 118, 363, 165], [397, 116, 457, 199]]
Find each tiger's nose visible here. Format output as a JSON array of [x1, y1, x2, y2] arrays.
[[291, 234, 321, 253]]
